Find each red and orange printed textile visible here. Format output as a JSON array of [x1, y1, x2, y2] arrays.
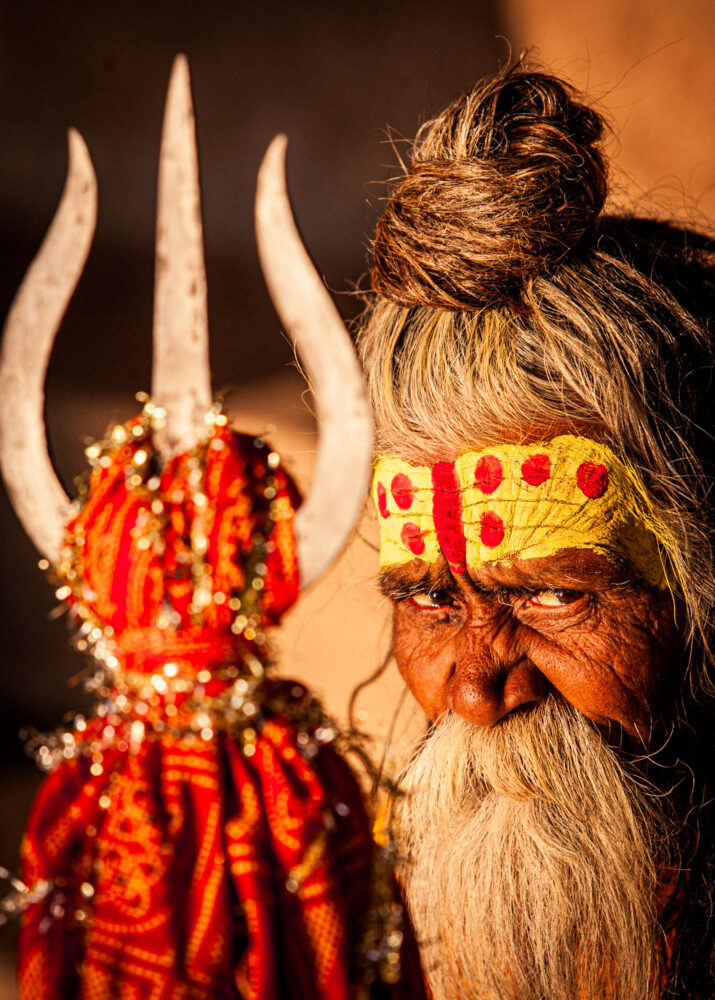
[[17, 410, 425, 999]]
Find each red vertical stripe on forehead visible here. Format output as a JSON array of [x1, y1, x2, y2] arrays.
[[431, 462, 467, 575]]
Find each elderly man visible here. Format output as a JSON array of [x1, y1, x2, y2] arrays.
[[358, 65, 714, 999]]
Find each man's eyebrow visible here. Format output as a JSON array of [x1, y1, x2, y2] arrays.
[[378, 565, 454, 600], [482, 555, 629, 591]]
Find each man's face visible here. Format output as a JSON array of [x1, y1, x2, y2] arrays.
[[376, 439, 689, 997], [385, 546, 684, 1000], [381, 547, 682, 744]]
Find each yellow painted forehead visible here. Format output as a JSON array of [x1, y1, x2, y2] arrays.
[[372, 435, 666, 588]]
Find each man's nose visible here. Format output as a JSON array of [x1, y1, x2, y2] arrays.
[[445, 625, 547, 726]]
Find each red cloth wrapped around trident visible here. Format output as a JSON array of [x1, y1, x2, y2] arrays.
[[17, 411, 425, 999]]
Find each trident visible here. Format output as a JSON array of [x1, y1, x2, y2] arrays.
[[0, 54, 373, 588]]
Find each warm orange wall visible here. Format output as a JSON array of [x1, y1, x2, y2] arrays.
[[504, 0, 715, 222]]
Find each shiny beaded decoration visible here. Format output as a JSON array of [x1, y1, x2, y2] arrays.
[[26, 396, 301, 768], [7, 398, 409, 990]]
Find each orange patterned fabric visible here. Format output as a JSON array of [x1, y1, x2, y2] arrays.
[[18, 416, 426, 1000], [63, 419, 300, 633]]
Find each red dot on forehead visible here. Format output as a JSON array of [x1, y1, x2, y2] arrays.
[[474, 455, 503, 494], [576, 461, 609, 499], [376, 481, 390, 518], [400, 522, 425, 555], [521, 453, 551, 486], [480, 511, 504, 548], [391, 473, 415, 510]]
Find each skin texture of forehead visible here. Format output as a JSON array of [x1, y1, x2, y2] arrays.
[[382, 548, 683, 745], [372, 436, 669, 590]]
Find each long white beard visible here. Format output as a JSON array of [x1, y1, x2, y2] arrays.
[[393, 699, 672, 1000]]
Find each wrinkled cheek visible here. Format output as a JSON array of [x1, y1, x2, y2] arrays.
[[392, 615, 454, 721], [534, 644, 659, 740]]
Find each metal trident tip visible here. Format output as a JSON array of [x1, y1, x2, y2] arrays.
[[0, 59, 374, 591], [152, 53, 212, 456]]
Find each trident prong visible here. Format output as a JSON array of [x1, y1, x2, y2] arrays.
[[152, 54, 212, 455], [0, 56, 373, 589], [0, 129, 95, 564], [255, 136, 373, 588]]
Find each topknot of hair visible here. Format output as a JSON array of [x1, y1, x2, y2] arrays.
[[371, 65, 608, 310]]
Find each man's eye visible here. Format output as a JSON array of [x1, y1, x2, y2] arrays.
[[526, 589, 585, 608], [409, 589, 454, 609]]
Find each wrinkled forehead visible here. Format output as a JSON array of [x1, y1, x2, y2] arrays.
[[372, 434, 667, 589]]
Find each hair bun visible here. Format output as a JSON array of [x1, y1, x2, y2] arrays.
[[371, 67, 608, 310]]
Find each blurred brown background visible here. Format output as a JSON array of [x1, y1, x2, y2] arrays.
[[0, 0, 712, 992]]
